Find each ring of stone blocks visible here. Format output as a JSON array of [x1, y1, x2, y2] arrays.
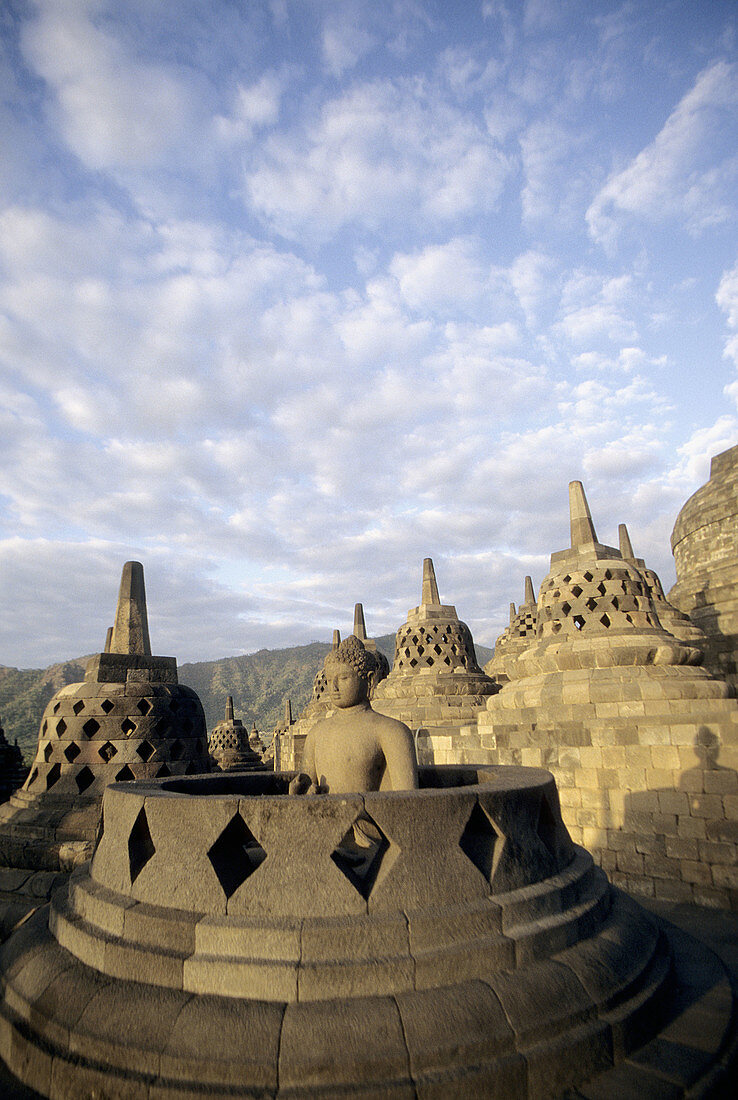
[[1, 884, 706, 1099]]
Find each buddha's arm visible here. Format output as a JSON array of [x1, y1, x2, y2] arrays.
[[381, 722, 419, 791]]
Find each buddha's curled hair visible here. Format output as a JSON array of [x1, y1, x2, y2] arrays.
[[324, 635, 377, 682]]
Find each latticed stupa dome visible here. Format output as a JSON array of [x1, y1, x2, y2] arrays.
[[374, 558, 496, 700], [517, 483, 699, 676], [208, 697, 263, 771], [485, 577, 538, 684], [0, 561, 209, 877]]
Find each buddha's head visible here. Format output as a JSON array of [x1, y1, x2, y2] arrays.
[[324, 635, 376, 709]]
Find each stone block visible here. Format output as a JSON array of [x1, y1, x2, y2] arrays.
[[279, 995, 411, 1092], [677, 814, 706, 839], [680, 860, 713, 885], [665, 837, 699, 861], [711, 864, 738, 889], [697, 840, 737, 865], [616, 851, 643, 875], [650, 746, 681, 771], [687, 793, 724, 819], [657, 790, 689, 816], [654, 879, 694, 903], [159, 993, 283, 1088], [487, 957, 594, 1044], [642, 854, 678, 880]]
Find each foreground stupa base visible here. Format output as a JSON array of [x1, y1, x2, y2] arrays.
[[0, 767, 735, 1098]]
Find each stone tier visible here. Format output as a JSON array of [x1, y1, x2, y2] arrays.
[[0, 767, 734, 1096]]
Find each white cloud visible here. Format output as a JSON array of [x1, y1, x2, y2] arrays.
[[244, 79, 514, 239], [587, 61, 738, 245]]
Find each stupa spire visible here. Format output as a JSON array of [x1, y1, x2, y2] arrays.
[[509, 602, 516, 623], [524, 576, 536, 606], [332, 629, 341, 650], [569, 481, 598, 550], [284, 699, 293, 724], [421, 558, 441, 605], [619, 523, 635, 561], [353, 603, 367, 641], [104, 627, 113, 654], [225, 696, 234, 722], [109, 561, 151, 656]]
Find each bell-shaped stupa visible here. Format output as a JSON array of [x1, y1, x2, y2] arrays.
[[669, 442, 738, 688], [484, 576, 538, 684], [372, 558, 497, 757], [208, 697, 264, 771], [475, 482, 738, 907], [0, 561, 209, 932]]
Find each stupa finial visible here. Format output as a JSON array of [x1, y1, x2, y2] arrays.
[[225, 696, 234, 722], [104, 627, 113, 654], [509, 602, 516, 623], [421, 558, 441, 605], [332, 629, 341, 650], [284, 699, 293, 723], [619, 523, 635, 562], [353, 603, 367, 641], [524, 576, 536, 605], [569, 482, 598, 550], [109, 561, 151, 656]]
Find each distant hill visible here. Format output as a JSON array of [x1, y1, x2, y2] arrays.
[[0, 634, 493, 762]]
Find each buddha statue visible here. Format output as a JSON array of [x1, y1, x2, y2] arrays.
[[291, 635, 418, 794]]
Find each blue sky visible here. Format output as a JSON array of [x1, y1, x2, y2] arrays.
[[1, 0, 738, 668]]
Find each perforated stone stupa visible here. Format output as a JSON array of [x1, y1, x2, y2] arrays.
[[670, 442, 738, 689], [372, 558, 497, 759], [472, 482, 738, 908], [208, 697, 264, 771], [0, 561, 209, 932], [0, 765, 735, 1096], [0, 717, 28, 805], [484, 576, 538, 684]]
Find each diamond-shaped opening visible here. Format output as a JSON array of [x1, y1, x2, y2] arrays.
[[443, 656, 451, 665], [208, 814, 267, 899], [82, 718, 100, 738], [136, 740, 155, 762], [600, 613, 611, 628], [597, 582, 607, 596], [411, 635, 418, 644], [56, 718, 67, 737], [116, 764, 135, 782], [98, 741, 117, 762], [136, 698, 152, 715], [41, 720, 47, 735], [433, 644, 442, 655], [561, 601, 571, 616], [612, 596, 619, 609], [155, 764, 171, 778], [44, 742, 54, 762], [169, 739, 184, 761], [101, 699, 115, 714], [331, 812, 390, 900], [121, 718, 136, 735], [53, 702, 61, 714], [604, 569, 612, 579], [552, 621, 562, 633], [46, 763, 61, 790], [625, 613, 633, 624], [75, 766, 95, 794], [72, 700, 85, 716], [459, 802, 503, 882], [417, 645, 424, 655], [585, 597, 598, 611], [27, 768, 38, 787], [583, 571, 593, 582], [425, 656, 434, 666], [571, 585, 582, 598], [537, 793, 559, 860], [562, 574, 571, 583], [573, 615, 585, 631], [409, 658, 418, 667], [128, 806, 155, 884], [64, 742, 81, 763]]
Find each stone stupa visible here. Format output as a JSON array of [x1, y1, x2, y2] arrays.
[[208, 697, 264, 771], [0, 561, 209, 934], [0, 717, 28, 805], [669, 441, 738, 689], [474, 482, 738, 907], [484, 576, 538, 684], [372, 557, 498, 762]]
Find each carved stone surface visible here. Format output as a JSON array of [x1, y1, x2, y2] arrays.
[[0, 766, 734, 1096], [485, 576, 538, 684], [670, 442, 738, 688]]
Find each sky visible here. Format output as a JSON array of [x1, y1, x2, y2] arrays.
[[1, 0, 738, 669]]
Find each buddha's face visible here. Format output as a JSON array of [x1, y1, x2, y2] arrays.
[[328, 662, 367, 708]]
